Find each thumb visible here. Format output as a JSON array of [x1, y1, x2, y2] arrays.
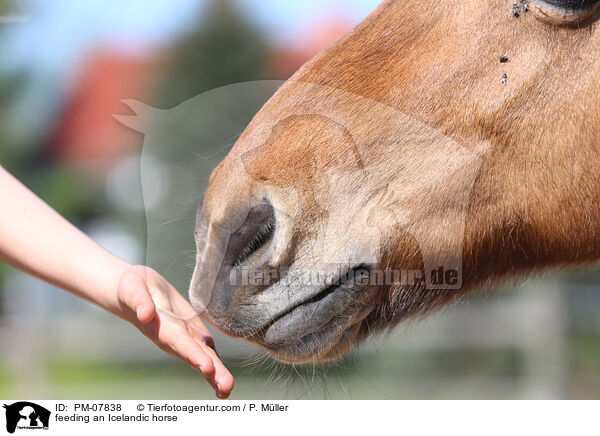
[[135, 292, 156, 324]]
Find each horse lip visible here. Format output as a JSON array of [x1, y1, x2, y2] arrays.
[[199, 263, 372, 344], [250, 264, 372, 349]]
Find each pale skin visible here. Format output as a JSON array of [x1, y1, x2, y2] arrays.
[[0, 166, 234, 398]]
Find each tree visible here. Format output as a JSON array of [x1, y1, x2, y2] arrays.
[[155, 0, 271, 107]]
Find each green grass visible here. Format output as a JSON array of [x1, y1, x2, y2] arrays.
[[0, 364, 11, 397], [1, 333, 598, 399], [0, 347, 531, 400]]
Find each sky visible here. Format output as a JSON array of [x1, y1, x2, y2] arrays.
[[1, 0, 382, 73], [0, 0, 381, 142]]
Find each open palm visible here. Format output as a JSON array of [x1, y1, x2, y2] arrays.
[[116, 266, 234, 398]]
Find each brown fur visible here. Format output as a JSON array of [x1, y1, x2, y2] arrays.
[[295, 0, 600, 325]]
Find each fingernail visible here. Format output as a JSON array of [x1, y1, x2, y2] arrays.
[[204, 336, 216, 350]]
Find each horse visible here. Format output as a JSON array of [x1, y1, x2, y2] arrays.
[[189, 0, 600, 364]]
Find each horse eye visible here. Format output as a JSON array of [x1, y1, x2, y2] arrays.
[[530, 0, 600, 25]]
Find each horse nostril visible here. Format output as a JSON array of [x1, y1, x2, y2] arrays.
[[190, 201, 276, 315], [226, 203, 276, 268], [232, 217, 275, 267], [189, 202, 277, 319]]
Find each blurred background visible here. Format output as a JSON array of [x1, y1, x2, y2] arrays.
[[1, 0, 599, 400]]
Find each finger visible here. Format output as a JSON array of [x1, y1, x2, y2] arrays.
[[133, 292, 156, 324], [194, 338, 234, 398], [186, 318, 216, 350], [142, 312, 229, 398], [120, 274, 156, 324], [167, 330, 218, 382], [136, 300, 156, 324], [168, 289, 200, 320], [185, 319, 233, 397], [148, 286, 173, 312]]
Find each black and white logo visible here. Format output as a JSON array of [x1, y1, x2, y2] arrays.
[[2, 402, 50, 434]]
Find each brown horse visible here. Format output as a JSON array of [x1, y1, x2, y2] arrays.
[[189, 0, 600, 364]]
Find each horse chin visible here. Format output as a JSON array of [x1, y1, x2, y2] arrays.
[[250, 321, 363, 365], [243, 300, 376, 364]]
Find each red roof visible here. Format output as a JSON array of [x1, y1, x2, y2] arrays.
[[49, 49, 161, 166]]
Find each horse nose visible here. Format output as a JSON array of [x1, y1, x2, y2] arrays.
[[189, 202, 276, 318]]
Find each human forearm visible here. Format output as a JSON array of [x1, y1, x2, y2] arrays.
[[0, 165, 129, 314]]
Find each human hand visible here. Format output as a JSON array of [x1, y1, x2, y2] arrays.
[[0, 167, 234, 398], [114, 265, 234, 398]]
